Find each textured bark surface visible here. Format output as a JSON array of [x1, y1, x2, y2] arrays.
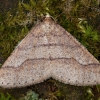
[[0, 16, 100, 88]]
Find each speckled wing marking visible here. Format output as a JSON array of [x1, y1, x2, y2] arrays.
[[0, 16, 100, 88]]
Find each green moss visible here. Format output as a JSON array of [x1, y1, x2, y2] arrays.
[[0, 92, 15, 100]]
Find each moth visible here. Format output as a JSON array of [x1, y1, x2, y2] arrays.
[[0, 15, 100, 88]]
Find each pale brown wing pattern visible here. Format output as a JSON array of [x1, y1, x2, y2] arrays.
[[0, 16, 100, 88]]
